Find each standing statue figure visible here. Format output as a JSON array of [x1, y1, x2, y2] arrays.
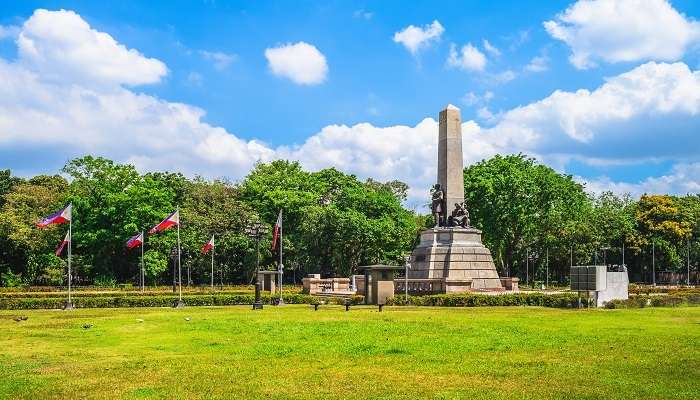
[[431, 184, 445, 227], [448, 202, 471, 228]]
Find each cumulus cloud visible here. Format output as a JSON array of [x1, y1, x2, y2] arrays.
[[545, 0, 700, 69], [264, 41, 328, 85], [199, 50, 237, 70], [2, 9, 700, 208], [485, 62, 700, 151], [447, 43, 487, 72], [584, 163, 700, 196], [16, 9, 167, 86], [393, 20, 444, 55]]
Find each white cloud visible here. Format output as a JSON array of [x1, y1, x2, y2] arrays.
[[545, 0, 700, 69], [199, 50, 237, 70], [264, 42, 328, 85], [393, 20, 444, 55], [485, 62, 700, 148], [525, 55, 549, 72], [482, 39, 501, 57], [447, 43, 487, 72], [483, 69, 516, 85], [16, 9, 167, 86], [584, 163, 700, 196], [2, 9, 700, 207]]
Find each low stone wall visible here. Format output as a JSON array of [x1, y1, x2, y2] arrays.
[[302, 275, 351, 295]]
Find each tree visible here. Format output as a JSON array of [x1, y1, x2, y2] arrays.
[[241, 161, 417, 278], [463, 154, 590, 280], [635, 194, 692, 272], [0, 175, 69, 283]]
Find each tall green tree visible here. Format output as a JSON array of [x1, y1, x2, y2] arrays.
[[463, 154, 590, 280]]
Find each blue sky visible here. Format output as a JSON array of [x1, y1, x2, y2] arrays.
[[1, 0, 699, 207]]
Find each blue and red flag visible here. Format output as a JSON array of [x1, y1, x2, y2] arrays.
[[126, 232, 144, 249], [201, 235, 214, 255], [148, 210, 179, 234], [271, 210, 282, 251], [55, 231, 70, 256], [37, 203, 72, 228]]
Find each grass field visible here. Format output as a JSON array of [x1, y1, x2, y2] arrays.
[[1, 305, 699, 399]]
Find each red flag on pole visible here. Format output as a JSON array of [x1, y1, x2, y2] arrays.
[[126, 232, 144, 249], [55, 230, 70, 256], [201, 235, 214, 255], [272, 210, 282, 251], [38, 203, 72, 228], [148, 210, 179, 234]]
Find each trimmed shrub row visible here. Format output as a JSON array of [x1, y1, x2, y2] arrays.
[[0, 290, 254, 299], [604, 293, 700, 309], [386, 292, 580, 308], [0, 293, 365, 310]]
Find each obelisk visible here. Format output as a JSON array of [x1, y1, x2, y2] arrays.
[[438, 104, 465, 215], [407, 105, 504, 291]]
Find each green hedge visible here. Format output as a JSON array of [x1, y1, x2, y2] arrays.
[[604, 293, 700, 309], [386, 292, 580, 308], [0, 290, 253, 299], [0, 293, 365, 310]]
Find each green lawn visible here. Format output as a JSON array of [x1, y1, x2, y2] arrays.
[[0, 305, 698, 399]]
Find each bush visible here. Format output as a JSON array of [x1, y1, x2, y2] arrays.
[[602, 292, 700, 308], [93, 275, 117, 288], [385, 292, 579, 308], [1, 269, 24, 287], [0, 292, 334, 310]]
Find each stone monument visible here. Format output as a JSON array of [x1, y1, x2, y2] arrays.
[[408, 105, 503, 291]]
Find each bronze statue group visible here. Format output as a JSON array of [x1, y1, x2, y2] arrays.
[[431, 183, 470, 229]]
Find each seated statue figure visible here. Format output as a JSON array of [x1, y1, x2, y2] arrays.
[[448, 202, 470, 228]]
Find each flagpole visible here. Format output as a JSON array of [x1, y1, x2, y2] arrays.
[[176, 207, 183, 305], [141, 231, 145, 292], [67, 213, 72, 308], [279, 210, 284, 303], [211, 235, 215, 289]]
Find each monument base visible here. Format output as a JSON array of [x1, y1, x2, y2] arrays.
[[409, 227, 503, 292]]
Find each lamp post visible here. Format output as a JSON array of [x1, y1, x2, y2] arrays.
[[602, 246, 611, 266], [245, 220, 267, 310], [404, 255, 411, 302], [525, 248, 535, 289], [170, 246, 178, 294], [687, 237, 691, 287], [652, 240, 656, 287], [545, 248, 549, 289]]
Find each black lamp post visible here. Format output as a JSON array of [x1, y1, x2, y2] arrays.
[[245, 220, 267, 310], [170, 246, 178, 294]]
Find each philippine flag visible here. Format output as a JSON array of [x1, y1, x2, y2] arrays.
[[37, 203, 72, 228], [148, 210, 179, 234], [271, 209, 282, 251], [201, 235, 214, 255], [55, 231, 70, 256], [126, 232, 144, 249]]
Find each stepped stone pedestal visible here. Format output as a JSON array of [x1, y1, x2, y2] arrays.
[[409, 227, 503, 291]]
